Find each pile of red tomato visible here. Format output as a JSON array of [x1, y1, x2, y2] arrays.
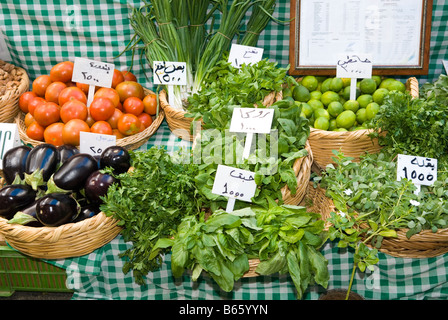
[[18, 61, 158, 146]]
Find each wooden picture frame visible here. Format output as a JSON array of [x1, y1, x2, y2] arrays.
[[289, 0, 433, 76]]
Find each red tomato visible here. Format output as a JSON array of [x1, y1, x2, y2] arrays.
[[117, 113, 141, 136], [76, 82, 90, 95], [45, 81, 67, 104], [123, 97, 144, 116], [32, 75, 52, 97], [91, 121, 113, 135], [112, 129, 125, 139], [26, 121, 45, 141], [58, 86, 87, 106], [24, 113, 35, 127], [60, 100, 88, 123], [116, 101, 123, 111], [112, 69, 125, 88], [107, 108, 123, 129], [44, 122, 65, 146], [121, 70, 137, 82], [138, 112, 153, 128], [143, 93, 158, 115], [33, 102, 61, 127], [89, 97, 115, 121], [115, 81, 144, 102], [94, 87, 120, 108], [62, 119, 90, 146], [50, 61, 74, 83], [19, 91, 37, 113], [28, 97, 47, 116], [85, 112, 95, 127]]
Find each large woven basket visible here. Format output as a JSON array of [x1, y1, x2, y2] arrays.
[[0, 60, 30, 123], [159, 89, 283, 142], [16, 88, 164, 150], [309, 77, 420, 171], [0, 212, 121, 259], [309, 183, 448, 259]]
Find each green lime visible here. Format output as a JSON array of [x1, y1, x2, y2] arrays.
[[359, 78, 377, 94], [372, 88, 389, 104], [314, 117, 330, 130], [379, 78, 396, 89], [321, 91, 340, 106], [314, 108, 330, 120], [327, 101, 344, 117], [328, 119, 338, 131], [301, 75, 319, 92], [301, 102, 314, 118], [372, 75, 382, 87], [387, 80, 406, 92], [310, 90, 322, 100], [308, 99, 324, 110], [292, 85, 311, 102], [316, 76, 328, 83], [342, 78, 351, 87], [336, 110, 357, 129], [357, 94, 373, 108], [356, 108, 368, 124], [330, 77, 344, 92], [366, 102, 380, 120], [333, 127, 348, 132], [342, 85, 360, 100], [321, 78, 332, 93], [282, 86, 293, 97], [343, 99, 360, 113]]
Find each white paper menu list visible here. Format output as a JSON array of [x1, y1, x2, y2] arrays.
[[298, 0, 423, 67]]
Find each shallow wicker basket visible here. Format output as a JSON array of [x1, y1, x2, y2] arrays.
[[309, 183, 448, 259], [16, 88, 164, 150], [159, 89, 283, 142], [0, 60, 30, 123], [0, 212, 122, 259], [309, 77, 420, 171]]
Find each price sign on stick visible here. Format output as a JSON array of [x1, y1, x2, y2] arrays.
[[229, 107, 274, 159], [336, 53, 373, 100], [212, 164, 257, 213], [79, 131, 116, 156], [72, 57, 115, 107], [153, 61, 187, 109], [228, 44, 264, 69], [0, 123, 21, 169], [397, 154, 437, 194]]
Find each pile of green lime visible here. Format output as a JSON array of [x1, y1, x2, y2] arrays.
[[284, 75, 406, 132]]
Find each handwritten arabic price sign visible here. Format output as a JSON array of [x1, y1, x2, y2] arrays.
[[212, 164, 257, 212], [153, 61, 187, 86], [0, 123, 21, 169], [228, 44, 264, 69], [397, 154, 437, 189], [79, 131, 116, 156], [336, 54, 373, 79]]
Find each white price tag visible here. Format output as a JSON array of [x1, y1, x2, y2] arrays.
[[229, 108, 274, 134], [0, 123, 21, 169], [212, 165, 257, 212], [443, 60, 448, 74], [336, 54, 373, 79], [153, 61, 187, 85], [71, 57, 115, 88], [397, 154, 437, 187], [79, 131, 116, 156], [228, 44, 264, 68]]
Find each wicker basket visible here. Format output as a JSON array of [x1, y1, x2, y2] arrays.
[[159, 89, 283, 142], [16, 88, 164, 150], [309, 183, 448, 259], [0, 60, 30, 123], [309, 77, 420, 171], [0, 212, 121, 259]]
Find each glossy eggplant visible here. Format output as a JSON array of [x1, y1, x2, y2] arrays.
[[100, 146, 130, 174], [57, 144, 79, 164], [25, 143, 60, 182], [84, 170, 117, 204], [52, 153, 98, 191], [0, 184, 37, 219], [73, 202, 101, 223], [8, 201, 43, 227], [36, 193, 80, 227], [2, 145, 31, 185]]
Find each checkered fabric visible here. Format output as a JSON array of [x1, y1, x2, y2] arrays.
[[1, 0, 448, 301]]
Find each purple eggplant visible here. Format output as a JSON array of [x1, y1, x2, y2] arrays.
[[100, 146, 130, 174], [36, 193, 80, 227], [25, 143, 60, 182], [73, 202, 101, 223], [0, 184, 37, 219], [57, 144, 79, 164], [52, 153, 98, 191], [84, 170, 117, 204], [2, 145, 31, 185], [8, 201, 43, 227]]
